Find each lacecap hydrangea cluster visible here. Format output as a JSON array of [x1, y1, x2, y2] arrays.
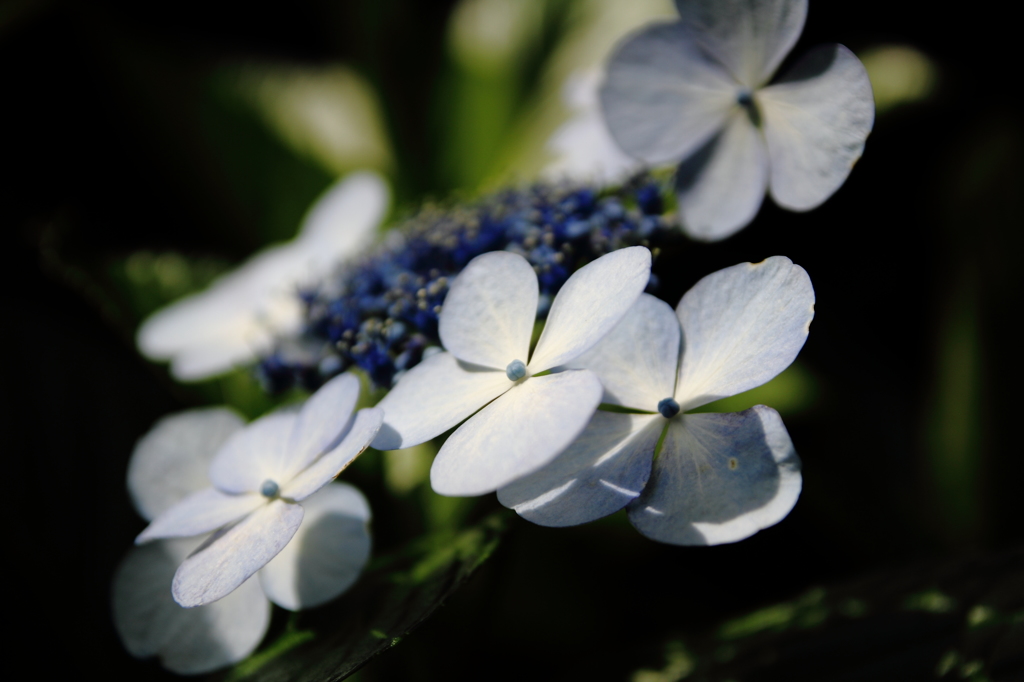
[[258, 179, 676, 393]]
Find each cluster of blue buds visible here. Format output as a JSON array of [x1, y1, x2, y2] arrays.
[[258, 178, 676, 393]]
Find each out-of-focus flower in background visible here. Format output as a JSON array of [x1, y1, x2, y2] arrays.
[[601, 0, 874, 241], [136, 172, 389, 381]]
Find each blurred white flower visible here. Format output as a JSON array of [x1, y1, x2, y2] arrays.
[[543, 69, 643, 184], [601, 0, 874, 240], [373, 247, 651, 496], [499, 257, 813, 545], [115, 406, 373, 673], [135, 372, 381, 607], [137, 171, 389, 381]]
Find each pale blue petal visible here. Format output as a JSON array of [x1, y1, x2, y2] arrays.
[[529, 247, 652, 373], [627, 406, 801, 545], [600, 21, 736, 165], [113, 537, 270, 674], [173, 499, 304, 608], [209, 410, 297, 494], [372, 351, 511, 451], [260, 483, 371, 610], [136, 488, 264, 544], [281, 408, 383, 501], [674, 0, 807, 87], [128, 408, 245, 522], [674, 109, 769, 241], [760, 43, 875, 211], [498, 412, 663, 526], [286, 372, 361, 477], [565, 293, 679, 411], [674, 257, 814, 410], [438, 251, 537, 370], [430, 370, 603, 496]]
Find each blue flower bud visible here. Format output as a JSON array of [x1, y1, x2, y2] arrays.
[[260, 479, 280, 498], [506, 359, 527, 382], [658, 397, 681, 419]]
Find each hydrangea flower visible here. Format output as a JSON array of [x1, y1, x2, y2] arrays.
[[137, 171, 389, 381], [258, 181, 674, 394], [372, 246, 652, 496], [114, 407, 372, 673], [498, 256, 813, 545], [135, 372, 382, 607], [600, 0, 874, 241]]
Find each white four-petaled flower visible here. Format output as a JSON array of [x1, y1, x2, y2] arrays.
[[136, 372, 382, 607], [114, 407, 372, 673], [600, 0, 874, 240], [372, 247, 652, 496], [499, 256, 813, 545], [137, 171, 389, 381]]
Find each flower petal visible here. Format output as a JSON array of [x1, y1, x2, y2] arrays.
[[128, 408, 245, 522], [281, 408, 383, 501], [565, 293, 679, 411], [173, 499, 304, 607], [529, 246, 652, 373], [136, 488, 264, 544], [674, 0, 808, 87], [674, 257, 813, 410], [498, 411, 663, 526], [286, 372, 361, 477], [627, 407, 801, 545], [295, 171, 389, 275], [372, 351, 511, 451], [430, 369, 603, 496], [259, 483, 371, 610], [113, 538, 270, 674], [438, 251, 538, 370], [674, 108, 769, 241], [600, 21, 737, 165], [209, 410, 297, 494], [759, 43, 875, 211]]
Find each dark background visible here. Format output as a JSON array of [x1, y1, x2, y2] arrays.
[[3, 1, 1020, 679]]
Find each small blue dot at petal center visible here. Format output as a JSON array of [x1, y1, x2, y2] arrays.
[[506, 359, 527, 382], [260, 479, 280, 498], [658, 397, 680, 419]]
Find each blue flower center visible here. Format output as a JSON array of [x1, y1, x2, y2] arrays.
[[658, 397, 681, 419], [506, 359, 527, 381], [736, 89, 761, 126], [260, 479, 280, 498]]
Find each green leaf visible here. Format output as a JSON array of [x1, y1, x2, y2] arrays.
[[222, 511, 510, 682]]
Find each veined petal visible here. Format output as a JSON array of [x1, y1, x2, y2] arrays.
[[128, 408, 245, 522], [600, 21, 737, 165], [759, 43, 875, 211], [565, 293, 679, 410], [674, 0, 808, 87], [372, 352, 511, 451], [173, 499, 305, 607], [113, 537, 270, 674], [210, 410, 297, 494], [136, 489, 264, 544], [431, 370, 603, 496], [281, 408, 383, 501], [627, 407, 801, 545], [529, 247, 652, 373], [286, 372, 361, 477], [438, 251, 538, 370], [674, 257, 814, 410], [675, 108, 769, 241], [498, 412, 663, 526], [260, 483, 371, 610]]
